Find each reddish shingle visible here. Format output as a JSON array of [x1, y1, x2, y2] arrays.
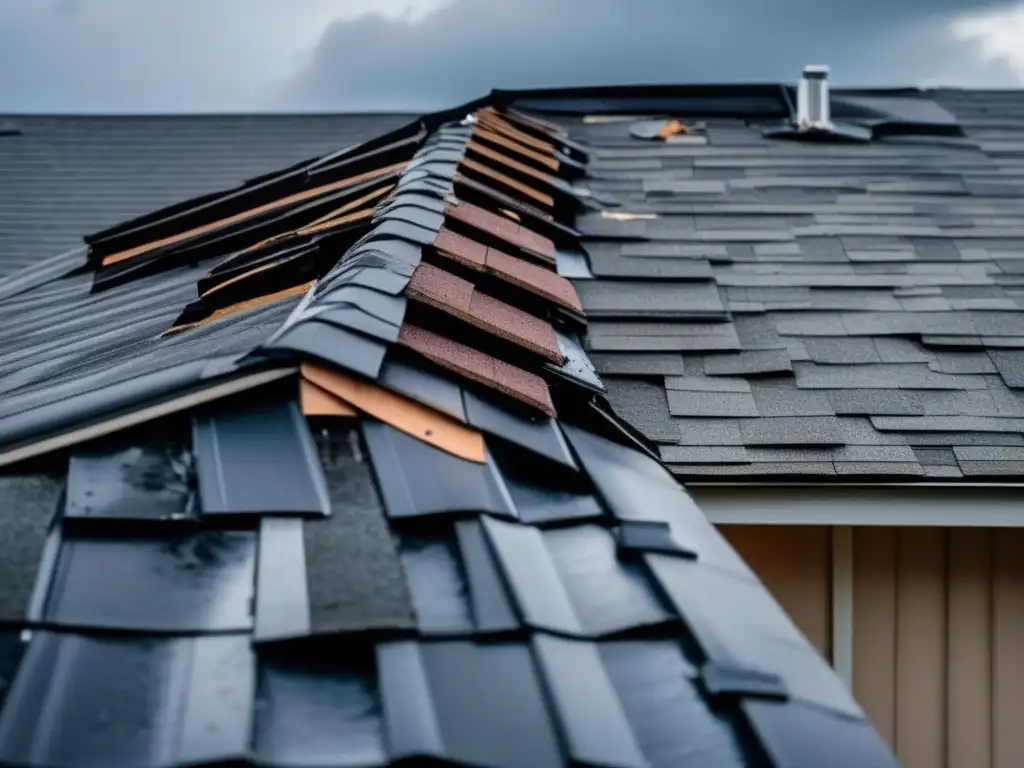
[[485, 246, 582, 313], [398, 324, 554, 415], [434, 227, 487, 269], [404, 262, 563, 364], [445, 200, 556, 264], [405, 261, 473, 312], [468, 291, 562, 361]]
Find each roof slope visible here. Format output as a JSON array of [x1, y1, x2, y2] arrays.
[[0, 113, 411, 277], [544, 88, 1024, 480], [0, 98, 896, 767]]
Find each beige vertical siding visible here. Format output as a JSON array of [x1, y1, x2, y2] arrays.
[[947, 529, 992, 768], [851, 528, 1022, 768], [993, 529, 1024, 768], [852, 527, 897, 747], [716, 524, 1024, 768], [718, 525, 831, 659], [894, 528, 948, 768]]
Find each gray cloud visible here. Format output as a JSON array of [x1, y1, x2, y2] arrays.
[[0, 0, 1020, 113], [284, 0, 1022, 111]]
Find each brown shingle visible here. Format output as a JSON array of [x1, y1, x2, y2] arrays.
[[468, 291, 562, 361], [405, 261, 473, 313], [445, 200, 556, 264], [433, 226, 580, 313], [485, 246, 582, 313], [404, 262, 563, 363], [398, 324, 554, 415], [434, 227, 487, 269]]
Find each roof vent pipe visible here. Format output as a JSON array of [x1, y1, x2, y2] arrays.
[[797, 65, 831, 130]]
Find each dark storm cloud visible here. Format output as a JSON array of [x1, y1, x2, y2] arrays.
[[0, 0, 1020, 113], [284, 0, 1021, 112]]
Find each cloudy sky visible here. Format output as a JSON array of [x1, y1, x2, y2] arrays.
[[1, 0, 1023, 113]]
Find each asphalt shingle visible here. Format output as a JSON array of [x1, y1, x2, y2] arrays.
[[668, 389, 759, 418], [739, 417, 844, 446]]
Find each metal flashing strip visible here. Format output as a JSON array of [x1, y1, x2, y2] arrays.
[[454, 519, 519, 633], [530, 634, 647, 768], [40, 528, 258, 633], [64, 444, 195, 522], [0, 632, 255, 767], [481, 515, 585, 636], [0, 367, 296, 470], [254, 517, 312, 642], [361, 420, 514, 519], [192, 389, 331, 516]]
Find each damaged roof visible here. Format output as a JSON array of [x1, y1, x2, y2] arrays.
[[0, 95, 897, 767], [0, 113, 412, 278], [546, 87, 1024, 480]]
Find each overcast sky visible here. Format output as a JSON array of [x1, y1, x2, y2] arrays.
[[1, 0, 1023, 113]]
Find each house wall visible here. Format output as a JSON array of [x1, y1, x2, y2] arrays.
[[718, 524, 1024, 768]]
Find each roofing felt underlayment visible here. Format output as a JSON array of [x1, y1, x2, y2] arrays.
[[6, 85, 1011, 767]]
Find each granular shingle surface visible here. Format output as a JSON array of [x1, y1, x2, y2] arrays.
[[554, 89, 1024, 480]]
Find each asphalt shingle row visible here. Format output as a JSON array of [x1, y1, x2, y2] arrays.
[[569, 90, 1024, 480]]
